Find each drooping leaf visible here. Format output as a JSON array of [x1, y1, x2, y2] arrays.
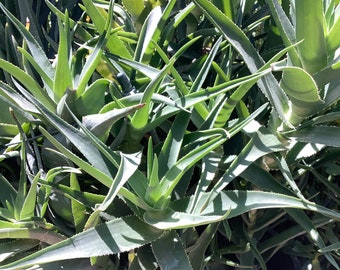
[[84, 151, 142, 229], [0, 216, 164, 270], [144, 190, 340, 230]]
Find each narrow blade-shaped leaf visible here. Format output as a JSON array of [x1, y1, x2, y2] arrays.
[[0, 4, 55, 82], [283, 126, 340, 147], [0, 216, 164, 270], [54, 13, 73, 101], [85, 151, 141, 229], [144, 191, 340, 229], [202, 127, 286, 209], [0, 59, 55, 111], [193, 0, 291, 127]]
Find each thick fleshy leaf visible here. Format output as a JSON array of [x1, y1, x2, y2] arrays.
[[265, 0, 300, 66], [131, 37, 200, 131], [0, 3, 55, 83], [158, 111, 191, 177], [319, 242, 340, 253], [0, 82, 38, 117], [0, 216, 164, 270], [283, 126, 340, 147], [0, 174, 17, 207], [295, 0, 327, 74], [85, 151, 141, 229], [81, 0, 132, 59], [0, 239, 39, 263], [188, 222, 219, 270], [326, 14, 340, 55], [144, 190, 340, 230], [193, 0, 291, 127], [0, 59, 55, 111], [151, 230, 193, 270], [148, 128, 228, 209], [82, 104, 144, 141], [134, 6, 162, 63], [272, 64, 323, 121], [0, 228, 66, 245], [75, 79, 109, 115], [202, 126, 286, 207], [18, 172, 40, 220], [53, 13, 73, 101]]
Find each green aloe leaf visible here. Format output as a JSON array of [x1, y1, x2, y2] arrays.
[[82, 104, 145, 141], [202, 126, 286, 208], [81, 0, 132, 59], [75, 33, 108, 97], [0, 216, 164, 270], [193, 0, 291, 127], [39, 126, 113, 187], [0, 59, 55, 111], [189, 36, 223, 94], [84, 151, 142, 229], [319, 242, 340, 253], [0, 174, 17, 207], [265, 0, 301, 66], [53, 12, 73, 102], [144, 69, 270, 136], [0, 123, 18, 138], [0, 81, 39, 117], [285, 209, 339, 269], [188, 222, 219, 270], [295, 0, 327, 74], [283, 126, 340, 147], [151, 230, 193, 270], [69, 172, 87, 233], [144, 190, 340, 230], [0, 3, 55, 85], [18, 171, 41, 220], [134, 5, 162, 63], [130, 37, 200, 131], [40, 128, 151, 211], [326, 13, 340, 55], [272, 63, 323, 124], [75, 78, 109, 116], [148, 128, 228, 209], [212, 42, 302, 128], [17, 48, 54, 93], [135, 0, 176, 64], [18, 85, 120, 181], [0, 228, 66, 245], [158, 111, 191, 177], [0, 239, 39, 263], [122, 0, 144, 20]]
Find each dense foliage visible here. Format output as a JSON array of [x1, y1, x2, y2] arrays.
[[0, 0, 339, 269]]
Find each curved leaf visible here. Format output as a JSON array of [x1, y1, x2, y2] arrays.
[[82, 104, 145, 141], [0, 216, 164, 270], [144, 190, 340, 230]]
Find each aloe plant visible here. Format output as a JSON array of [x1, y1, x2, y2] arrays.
[[0, 0, 339, 269]]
